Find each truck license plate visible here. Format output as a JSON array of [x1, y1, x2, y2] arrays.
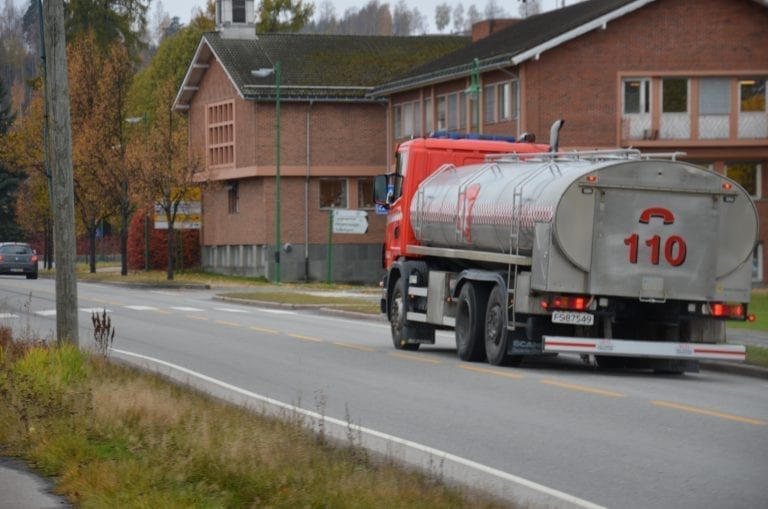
[[551, 311, 594, 326]]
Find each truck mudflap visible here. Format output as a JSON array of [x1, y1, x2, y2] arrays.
[[543, 336, 746, 362]]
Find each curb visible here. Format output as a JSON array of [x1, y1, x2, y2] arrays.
[[699, 360, 768, 379], [212, 295, 386, 322]]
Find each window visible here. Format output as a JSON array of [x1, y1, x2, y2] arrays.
[[753, 244, 764, 283], [393, 105, 402, 139], [623, 79, 650, 114], [403, 102, 414, 137], [483, 84, 495, 123], [437, 96, 446, 130], [227, 181, 239, 214], [357, 178, 374, 209], [207, 100, 235, 167], [726, 162, 761, 199], [320, 178, 347, 209], [393, 101, 422, 138], [446, 93, 457, 131], [459, 92, 467, 130], [663, 79, 688, 113], [232, 0, 246, 23], [740, 79, 766, 112], [699, 79, 730, 115], [424, 97, 433, 133], [498, 82, 511, 121]]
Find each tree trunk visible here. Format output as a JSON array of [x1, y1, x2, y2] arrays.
[[166, 221, 175, 280], [88, 225, 97, 273], [120, 204, 129, 276]]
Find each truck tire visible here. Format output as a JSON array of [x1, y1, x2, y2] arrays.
[[484, 284, 523, 366], [455, 282, 488, 361], [390, 277, 420, 351]]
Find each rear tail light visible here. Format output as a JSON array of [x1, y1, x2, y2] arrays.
[[541, 294, 590, 311], [709, 302, 746, 319], [31, 255, 38, 262]]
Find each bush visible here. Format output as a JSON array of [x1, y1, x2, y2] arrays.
[[126, 207, 200, 271]]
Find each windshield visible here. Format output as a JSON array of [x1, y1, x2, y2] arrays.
[[394, 149, 408, 200]]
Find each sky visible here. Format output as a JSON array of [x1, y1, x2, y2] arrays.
[[158, 0, 574, 33]]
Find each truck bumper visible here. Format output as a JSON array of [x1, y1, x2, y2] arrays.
[[543, 336, 746, 362]]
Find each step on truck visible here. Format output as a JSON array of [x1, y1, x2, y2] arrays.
[[373, 122, 756, 372]]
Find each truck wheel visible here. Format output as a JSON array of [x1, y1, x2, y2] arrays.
[[455, 282, 488, 361], [484, 285, 523, 367], [390, 278, 419, 351], [484, 285, 509, 365]]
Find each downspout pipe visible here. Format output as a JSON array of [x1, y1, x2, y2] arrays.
[[305, 101, 312, 281]]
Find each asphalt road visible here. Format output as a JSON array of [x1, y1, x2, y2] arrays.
[[1, 276, 767, 509]]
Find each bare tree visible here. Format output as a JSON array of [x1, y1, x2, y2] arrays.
[[518, 0, 542, 18], [484, 0, 509, 19], [435, 3, 451, 33], [452, 3, 466, 33]]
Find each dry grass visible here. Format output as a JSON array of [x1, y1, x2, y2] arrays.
[[0, 334, 511, 508]]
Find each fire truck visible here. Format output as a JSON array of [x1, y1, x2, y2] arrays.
[[373, 122, 756, 372]]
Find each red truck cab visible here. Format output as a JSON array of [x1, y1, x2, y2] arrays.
[[376, 135, 551, 269]]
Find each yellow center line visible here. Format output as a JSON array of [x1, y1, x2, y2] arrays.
[[540, 379, 626, 398], [389, 352, 441, 364], [651, 400, 767, 426], [287, 333, 322, 342], [250, 326, 280, 335], [186, 315, 209, 321], [457, 364, 524, 379], [215, 320, 242, 328], [333, 341, 377, 352]]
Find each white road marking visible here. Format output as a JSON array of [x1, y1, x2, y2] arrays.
[[255, 308, 295, 315], [213, 307, 250, 314], [35, 310, 57, 316], [80, 308, 111, 313], [171, 306, 205, 312], [111, 348, 605, 509], [124, 305, 159, 311], [0, 313, 19, 319]]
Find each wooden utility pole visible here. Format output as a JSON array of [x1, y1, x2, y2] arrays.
[[42, 0, 79, 345]]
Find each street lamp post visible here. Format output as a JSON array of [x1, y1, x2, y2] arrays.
[[252, 62, 282, 284]]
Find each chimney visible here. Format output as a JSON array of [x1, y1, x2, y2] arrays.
[[472, 19, 520, 42], [216, 0, 257, 40]]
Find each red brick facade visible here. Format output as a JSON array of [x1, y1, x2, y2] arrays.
[[187, 53, 388, 281], [386, 0, 768, 282]]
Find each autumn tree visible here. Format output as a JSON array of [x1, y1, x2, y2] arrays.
[[257, 0, 314, 32], [1, 89, 52, 264], [129, 79, 201, 280], [0, 74, 23, 241]]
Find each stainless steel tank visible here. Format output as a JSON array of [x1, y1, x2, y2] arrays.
[[410, 155, 758, 298]]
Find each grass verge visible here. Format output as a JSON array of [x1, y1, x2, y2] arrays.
[[0, 330, 508, 508], [746, 345, 768, 369]]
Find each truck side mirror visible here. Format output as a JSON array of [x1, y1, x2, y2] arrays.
[[373, 174, 391, 209]]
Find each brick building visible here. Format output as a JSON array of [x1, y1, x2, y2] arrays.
[[372, 0, 768, 283], [173, 0, 467, 282]]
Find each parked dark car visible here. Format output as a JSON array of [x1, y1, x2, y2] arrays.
[[0, 242, 38, 279]]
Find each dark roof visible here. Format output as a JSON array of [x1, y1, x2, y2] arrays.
[[174, 32, 469, 108], [371, 0, 648, 96]]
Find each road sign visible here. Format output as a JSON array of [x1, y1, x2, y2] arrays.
[[333, 209, 368, 234]]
